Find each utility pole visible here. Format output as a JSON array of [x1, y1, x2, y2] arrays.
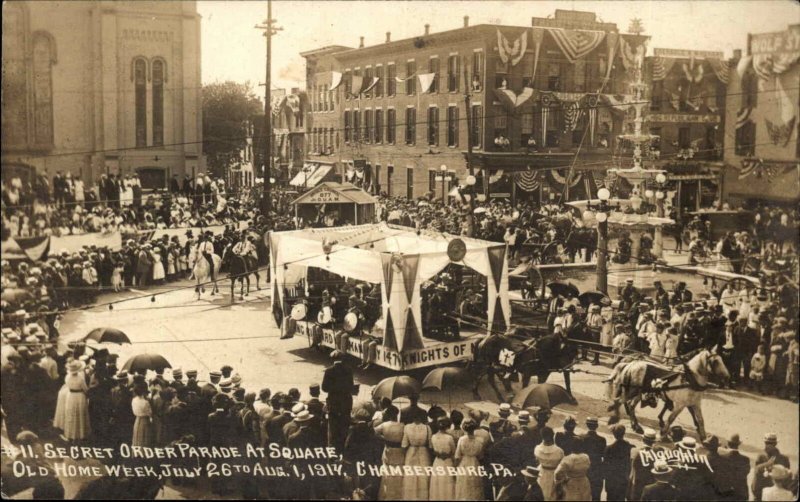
[[255, 0, 282, 221], [463, 57, 477, 237]]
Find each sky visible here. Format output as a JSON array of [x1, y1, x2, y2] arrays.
[[198, 0, 800, 93]]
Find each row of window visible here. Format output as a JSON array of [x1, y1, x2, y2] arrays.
[[132, 57, 167, 148], [340, 105, 484, 148]]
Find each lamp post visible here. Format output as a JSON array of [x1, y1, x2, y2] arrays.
[[464, 174, 477, 236], [652, 172, 667, 256], [594, 187, 612, 294], [440, 164, 448, 203]]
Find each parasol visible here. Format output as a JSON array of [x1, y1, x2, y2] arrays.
[[512, 383, 577, 409], [122, 353, 172, 374], [578, 291, 609, 309], [83, 327, 131, 345], [372, 375, 422, 401], [547, 281, 580, 298], [422, 366, 470, 391]]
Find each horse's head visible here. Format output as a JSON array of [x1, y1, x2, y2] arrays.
[[696, 348, 731, 387]]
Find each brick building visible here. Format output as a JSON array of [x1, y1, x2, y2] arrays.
[[722, 24, 800, 205], [302, 10, 649, 202], [644, 48, 730, 212], [1, 1, 203, 190]]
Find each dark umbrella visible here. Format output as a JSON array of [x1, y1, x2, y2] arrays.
[[547, 281, 579, 298], [422, 367, 470, 391], [84, 328, 131, 345], [578, 291, 608, 309], [512, 383, 577, 409], [372, 375, 422, 401], [122, 354, 171, 374]]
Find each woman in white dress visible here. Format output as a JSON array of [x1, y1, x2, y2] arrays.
[[61, 360, 91, 441], [401, 412, 431, 500], [131, 384, 154, 447], [73, 177, 85, 207], [151, 249, 166, 283], [454, 418, 485, 501], [534, 427, 564, 501], [429, 417, 456, 500], [122, 179, 134, 207], [374, 406, 406, 501]]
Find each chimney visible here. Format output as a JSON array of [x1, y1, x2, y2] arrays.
[[386, 31, 391, 43], [463, 16, 469, 27], [424, 24, 430, 36], [733, 49, 742, 60], [359, 36, 364, 48]]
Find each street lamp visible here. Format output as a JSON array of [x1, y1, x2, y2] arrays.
[[440, 164, 448, 203]]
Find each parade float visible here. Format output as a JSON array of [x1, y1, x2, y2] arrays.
[[269, 223, 511, 370]]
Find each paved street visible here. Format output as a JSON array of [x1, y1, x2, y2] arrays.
[[59, 278, 799, 472]]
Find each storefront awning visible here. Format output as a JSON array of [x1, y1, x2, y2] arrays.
[[289, 162, 334, 188]]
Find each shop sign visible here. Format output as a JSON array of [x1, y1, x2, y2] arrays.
[[750, 27, 800, 55], [653, 48, 723, 59], [646, 114, 720, 124], [304, 187, 342, 203]]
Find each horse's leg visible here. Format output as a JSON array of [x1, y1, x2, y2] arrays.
[[487, 368, 506, 402], [230, 278, 235, 302], [624, 397, 644, 434], [689, 403, 706, 439], [244, 276, 250, 296], [658, 401, 671, 430], [661, 403, 686, 439], [254, 271, 260, 290], [471, 365, 482, 400]]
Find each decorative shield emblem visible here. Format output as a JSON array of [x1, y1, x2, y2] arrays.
[[343, 312, 359, 333], [499, 348, 516, 367], [447, 238, 467, 262], [290, 303, 307, 321]]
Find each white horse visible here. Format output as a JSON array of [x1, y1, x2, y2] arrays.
[[189, 246, 221, 299], [606, 348, 730, 439]]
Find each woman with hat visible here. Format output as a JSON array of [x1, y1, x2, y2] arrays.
[[553, 452, 591, 501], [400, 403, 432, 500], [762, 465, 795, 501], [131, 382, 155, 447], [374, 405, 405, 500], [454, 418, 486, 501], [534, 427, 564, 501], [60, 359, 91, 442]]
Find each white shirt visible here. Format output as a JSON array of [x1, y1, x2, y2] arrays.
[[197, 241, 214, 254]]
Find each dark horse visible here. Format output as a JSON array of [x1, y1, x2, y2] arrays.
[[565, 227, 598, 263], [470, 329, 580, 402], [222, 248, 261, 302]]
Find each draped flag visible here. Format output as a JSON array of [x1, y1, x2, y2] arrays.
[[494, 87, 535, 110], [652, 57, 678, 81], [330, 71, 344, 91], [515, 171, 541, 192], [707, 58, 731, 84], [739, 158, 799, 180], [547, 28, 606, 63], [765, 116, 796, 147], [417, 73, 436, 94], [271, 95, 287, 117], [362, 77, 380, 94], [562, 102, 581, 131], [497, 29, 528, 66], [4, 236, 50, 261], [601, 32, 619, 89], [531, 27, 546, 81], [619, 34, 648, 73], [753, 52, 800, 81], [736, 107, 753, 129]]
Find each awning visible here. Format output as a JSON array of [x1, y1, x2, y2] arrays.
[[289, 162, 334, 188]]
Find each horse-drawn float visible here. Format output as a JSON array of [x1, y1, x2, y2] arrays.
[[268, 223, 512, 371]]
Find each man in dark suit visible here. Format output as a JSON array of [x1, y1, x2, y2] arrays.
[[170, 175, 180, 194], [321, 351, 353, 452], [577, 417, 606, 501], [716, 434, 750, 501], [642, 460, 680, 501], [603, 424, 633, 501], [109, 371, 134, 450], [554, 416, 580, 455], [399, 394, 428, 424], [182, 175, 193, 196], [207, 394, 235, 495], [628, 428, 660, 501]]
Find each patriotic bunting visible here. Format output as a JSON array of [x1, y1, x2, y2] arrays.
[[497, 29, 528, 66], [494, 87, 535, 111], [515, 171, 541, 192], [736, 107, 753, 129], [402, 309, 425, 351], [562, 102, 581, 132], [739, 158, 799, 180], [400, 254, 419, 304], [382, 310, 397, 350], [765, 116, 796, 147], [487, 246, 506, 293], [651, 57, 677, 81], [547, 28, 606, 64], [707, 58, 731, 84], [619, 34, 648, 73]]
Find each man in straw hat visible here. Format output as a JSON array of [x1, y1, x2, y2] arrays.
[[753, 433, 791, 501], [642, 459, 679, 501]]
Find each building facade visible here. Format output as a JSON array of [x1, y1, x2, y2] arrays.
[[644, 48, 730, 212], [302, 10, 648, 201], [1, 1, 203, 190], [722, 24, 800, 205]]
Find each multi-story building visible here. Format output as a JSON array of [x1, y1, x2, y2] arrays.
[[644, 48, 730, 213], [302, 10, 648, 202], [1, 1, 203, 190], [722, 24, 800, 205]]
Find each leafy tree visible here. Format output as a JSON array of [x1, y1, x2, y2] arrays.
[[202, 81, 263, 179]]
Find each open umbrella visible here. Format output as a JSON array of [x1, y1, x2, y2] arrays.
[[122, 354, 171, 374], [547, 281, 579, 298], [372, 375, 422, 401], [578, 291, 608, 309], [84, 328, 131, 345], [512, 383, 577, 409], [422, 367, 470, 391]]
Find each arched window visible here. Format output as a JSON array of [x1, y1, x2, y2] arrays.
[[32, 32, 56, 146], [151, 59, 165, 146], [2, 2, 29, 147], [133, 58, 147, 147]]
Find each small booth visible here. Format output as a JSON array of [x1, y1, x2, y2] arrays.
[[269, 223, 512, 371], [293, 182, 377, 226]]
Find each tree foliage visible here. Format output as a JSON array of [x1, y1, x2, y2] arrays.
[[202, 81, 263, 178]]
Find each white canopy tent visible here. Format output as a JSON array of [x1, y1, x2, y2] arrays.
[[269, 223, 511, 352]]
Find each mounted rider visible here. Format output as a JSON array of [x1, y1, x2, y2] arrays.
[[196, 231, 217, 282], [232, 231, 257, 271]]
